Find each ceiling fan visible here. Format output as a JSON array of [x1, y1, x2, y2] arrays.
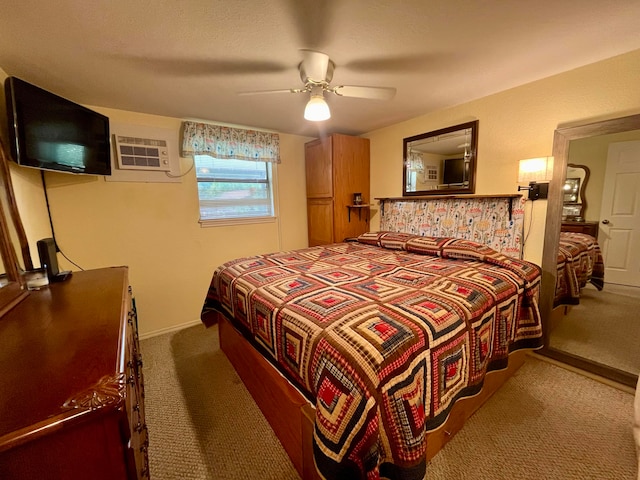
[[238, 50, 397, 121]]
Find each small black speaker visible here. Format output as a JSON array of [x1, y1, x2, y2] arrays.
[[37, 238, 71, 282]]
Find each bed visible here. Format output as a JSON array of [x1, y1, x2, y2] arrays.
[[201, 231, 543, 480], [554, 231, 605, 307]]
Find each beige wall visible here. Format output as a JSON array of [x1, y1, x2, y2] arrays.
[[364, 49, 640, 265], [1, 68, 311, 336]]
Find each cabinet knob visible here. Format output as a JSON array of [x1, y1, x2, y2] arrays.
[[601, 219, 610, 224]]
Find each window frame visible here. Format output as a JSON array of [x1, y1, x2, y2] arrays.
[[195, 154, 279, 227]]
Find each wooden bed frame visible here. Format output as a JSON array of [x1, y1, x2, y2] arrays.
[[215, 313, 527, 479]]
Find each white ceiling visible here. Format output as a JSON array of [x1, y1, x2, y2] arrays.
[[1, 0, 640, 138]]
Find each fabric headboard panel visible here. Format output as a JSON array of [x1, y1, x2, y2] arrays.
[[379, 196, 526, 258]]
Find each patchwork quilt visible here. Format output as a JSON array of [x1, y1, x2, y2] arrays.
[[203, 232, 543, 480], [555, 232, 605, 306]]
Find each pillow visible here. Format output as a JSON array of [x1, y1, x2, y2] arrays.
[[356, 231, 385, 246], [440, 238, 494, 261], [405, 236, 451, 256], [378, 232, 415, 250]]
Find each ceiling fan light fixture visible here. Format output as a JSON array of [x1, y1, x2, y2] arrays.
[[304, 93, 330, 121]]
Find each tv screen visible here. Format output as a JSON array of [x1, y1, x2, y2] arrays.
[[442, 158, 467, 185], [4, 77, 111, 176]]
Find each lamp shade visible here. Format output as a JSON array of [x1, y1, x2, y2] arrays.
[[518, 156, 554, 183], [304, 94, 331, 121]]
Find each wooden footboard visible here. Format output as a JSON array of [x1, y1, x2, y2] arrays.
[[217, 314, 526, 479]]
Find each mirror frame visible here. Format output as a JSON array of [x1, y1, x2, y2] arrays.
[[0, 136, 30, 318], [539, 112, 640, 387], [402, 120, 478, 196], [562, 163, 590, 220]]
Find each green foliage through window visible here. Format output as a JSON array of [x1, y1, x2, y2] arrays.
[[195, 156, 274, 221]]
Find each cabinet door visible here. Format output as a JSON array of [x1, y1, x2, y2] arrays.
[[332, 135, 370, 241], [305, 137, 333, 198], [307, 198, 334, 246]]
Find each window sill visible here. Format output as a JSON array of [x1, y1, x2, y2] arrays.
[[199, 216, 276, 228]]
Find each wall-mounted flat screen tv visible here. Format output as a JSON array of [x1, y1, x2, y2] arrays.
[[4, 76, 111, 175], [442, 157, 467, 185]]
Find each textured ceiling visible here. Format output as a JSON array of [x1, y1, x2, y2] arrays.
[[1, 0, 640, 137]]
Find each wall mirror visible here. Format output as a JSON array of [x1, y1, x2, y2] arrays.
[[402, 120, 478, 196], [562, 164, 590, 220], [0, 137, 30, 317], [539, 113, 640, 387]]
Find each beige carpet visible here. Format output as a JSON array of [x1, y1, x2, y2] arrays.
[[550, 283, 640, 374], [141, 324, 638, 479]]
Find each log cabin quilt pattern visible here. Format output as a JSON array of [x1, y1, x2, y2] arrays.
[[203, 232, 543, 480], [555, 231, 604, 306]]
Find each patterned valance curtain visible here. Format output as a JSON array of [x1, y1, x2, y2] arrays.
[[407, 151, 424, 172], [181, 121, 280, 163]]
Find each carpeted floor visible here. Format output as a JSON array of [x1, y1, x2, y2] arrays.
[[550, 283, 640, 374], [141, 324, 638, 479]]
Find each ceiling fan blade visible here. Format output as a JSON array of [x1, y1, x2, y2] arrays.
[[237, 88, 305, 96], [331, 85, 396, 100], [286, 0, 336, 48], [109, 54, 289, 76], [300, 50, 331, 82]]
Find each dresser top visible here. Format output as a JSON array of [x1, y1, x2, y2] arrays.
[[0, 267, 128, 444]]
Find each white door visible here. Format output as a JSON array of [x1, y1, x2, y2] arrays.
[[599, 140, 640, 286]]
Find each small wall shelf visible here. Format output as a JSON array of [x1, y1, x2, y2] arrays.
[[346, 205, 370, 223]]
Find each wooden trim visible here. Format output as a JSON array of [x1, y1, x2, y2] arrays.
[[375, 194, 521, 202], [217, 314, 528, 479], [0, 138, 33, 271]]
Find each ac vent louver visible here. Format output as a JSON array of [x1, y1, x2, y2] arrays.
[[115, 135, 171, 172]]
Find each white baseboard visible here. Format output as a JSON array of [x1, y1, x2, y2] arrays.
[[139, 318, 203, 340]]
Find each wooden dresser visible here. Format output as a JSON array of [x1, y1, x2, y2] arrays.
[[305, 133, 370, 246], [561, 220, 599, 239], [0, 267, 149, 479]]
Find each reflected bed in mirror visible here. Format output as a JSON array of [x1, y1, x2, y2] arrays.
[[403, 120, 478, 196]]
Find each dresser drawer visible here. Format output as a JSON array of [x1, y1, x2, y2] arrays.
[[561, 221, 599, 239]]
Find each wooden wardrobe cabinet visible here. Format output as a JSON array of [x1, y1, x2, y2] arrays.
[[305, 133, 370, 246], [0, 267, 149, 480]]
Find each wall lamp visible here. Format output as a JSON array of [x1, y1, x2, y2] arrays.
[[517, 157, 553, 200]]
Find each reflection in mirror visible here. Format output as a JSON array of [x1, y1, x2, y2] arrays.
[[0, 137, 30, 317], [540, 114, 640, 387], [562, 164, 589, 220], [0, 137, 32, 272], [403, 120, 478, 196]]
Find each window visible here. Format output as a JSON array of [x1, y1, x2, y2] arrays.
[[182, 121, 280, 224], [195, 155, 275, 222]]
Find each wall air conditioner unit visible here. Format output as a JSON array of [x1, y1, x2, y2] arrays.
[[114, 135, 171, 172]]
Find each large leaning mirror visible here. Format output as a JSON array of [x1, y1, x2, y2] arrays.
[[402, 120, 478, 196], [539, 113, 640, 387], [0, 136, 30, 317]]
